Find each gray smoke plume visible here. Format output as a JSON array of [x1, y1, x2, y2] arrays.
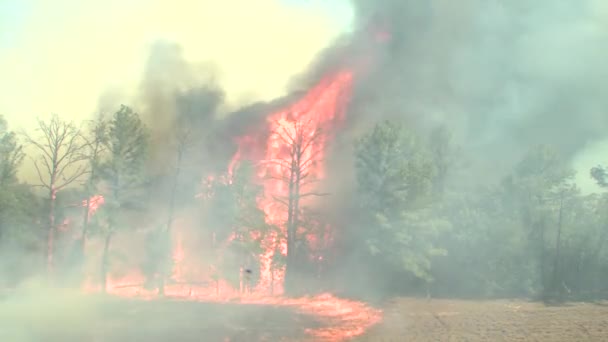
[[346, 0, 608, 180], [137, 41, 225, 176]]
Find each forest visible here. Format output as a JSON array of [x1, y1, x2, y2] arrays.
[[1, 103, 606, 302]]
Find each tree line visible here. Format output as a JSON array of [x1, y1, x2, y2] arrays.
[[1, 108, 607, 301], [342, 120, 608, 301]]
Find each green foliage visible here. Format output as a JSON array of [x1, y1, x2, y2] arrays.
[[204, 161, 274, 287], [591, 165, 608, 188], [0, 115, 24, 185], [428, 124, 456, 195], [0, 117, 39, 265], [0, 184, 41, 244], [354, 119, 447, 282], [92, 105, 149, 286], [355, 120, 435, 213], [207, 161, 271, 243], [103, 105, 149, 196]]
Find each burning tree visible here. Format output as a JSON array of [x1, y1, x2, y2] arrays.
[[229, 70, 353, 295], [267, 117, 331, 295], [23, 114, 89, 273]]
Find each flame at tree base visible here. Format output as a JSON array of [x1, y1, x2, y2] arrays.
[[83, 279, 381, 342]]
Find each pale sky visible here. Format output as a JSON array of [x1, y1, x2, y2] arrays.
[[0, 0, 354, 131]]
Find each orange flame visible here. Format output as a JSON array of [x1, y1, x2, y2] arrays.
[[82, 194, 105, 219], [231, 70, 354, 294]]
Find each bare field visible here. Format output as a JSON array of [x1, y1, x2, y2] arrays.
[[357, 298, 608, 342], [0, 297, 322, 342], [3, 294, 608, 341]]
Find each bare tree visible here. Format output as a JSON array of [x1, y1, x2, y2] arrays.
[[266, 117, 330, 295], [23, 114, 88, 273]]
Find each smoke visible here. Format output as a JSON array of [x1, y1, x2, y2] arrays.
[[346, 0, 608, 181]]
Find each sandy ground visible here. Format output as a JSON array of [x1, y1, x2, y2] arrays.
[[356, 298, 608, 342]]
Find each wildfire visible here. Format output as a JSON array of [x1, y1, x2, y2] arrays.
[[78, 66, 381, 341], [231, 69, 354, 293], [97, 279, 381, 342]]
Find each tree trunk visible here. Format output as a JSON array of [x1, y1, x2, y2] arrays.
[[159, 150, 182, 296], [101, 232, 113, 294], [539, 220, 547, 294], [81, 167, 97, 253], [81, 196, 91, 251], [47, 188, 57, 275], [552, 193, 565, 295], [284, 162, 297, 295]]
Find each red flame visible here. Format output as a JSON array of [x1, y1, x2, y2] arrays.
[[231, 70, 354, 294]]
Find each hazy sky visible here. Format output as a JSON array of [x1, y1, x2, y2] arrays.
[[0, 0, 353, 131]]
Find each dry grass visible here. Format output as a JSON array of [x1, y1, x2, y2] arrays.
[[356, 297, 608, 342], [0, 292, 321, 342]]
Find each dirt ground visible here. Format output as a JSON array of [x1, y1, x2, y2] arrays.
[[356, 298, 608, 342], [0, 297, 323, 342], [3, 294, 608, 341]]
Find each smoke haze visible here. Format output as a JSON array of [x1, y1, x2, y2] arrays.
[[347, 0, 608, 189], [2, 1, 608, 341], [0, 0, 352, 126]]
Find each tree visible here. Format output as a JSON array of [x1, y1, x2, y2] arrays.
[[502, 145, 576, 297], [549, 183, 579, 297], [0, 115, 24, 186], [427, 124, 454, 196], [23, 114, 88, 273], [204, 161, 273, 294], [591, 165, 608, 188], [0, 116, 44, 284], [266, 117, 330, 295], [80, 119, 108, 252], [99, 105, 148, 292], [156, 86, 223, 295], [353, 120, 447, 287]]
